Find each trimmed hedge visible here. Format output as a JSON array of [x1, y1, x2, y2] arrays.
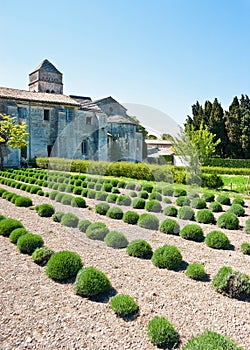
[[15, 196, 33, 207], [95, 202, 110, 215], [17, 233, 44, 254], [32, 247, 54, 265], [209, 201, 223, 212], [138, 213, 159, 230], [185, 263, 207, 281], [217, 212, 239, 230], [163, 205, 178, 217], [9, 228, 28, 244], [205, 230, 230, 249], [145, 200, 162, 213], [104, 231, 128, 249], [110, 294, 138, 317], [106, 206, 123, 220], [180, 224, 204, 242], [227, 204, 245, 217], [36, 204, 55, 217], [132, 198, 146, 209], [178, 206, 195, 221], [61, 213, 79, 228], [123, 211, 139, 225], [147, 316, 179, 349], [159, 219, 180, 235], [195, 209, 216, 224], [78, 219, 92, 233], [0, 218, 24, 237], [126, 239, 153, 259], [151, 244, 182, 270], [86, 222, 109, 240]]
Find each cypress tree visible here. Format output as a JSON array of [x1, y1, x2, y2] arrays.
[[225, 96, 243, 158]]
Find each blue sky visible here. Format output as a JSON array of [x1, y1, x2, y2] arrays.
[[1, 0, 250, 134]]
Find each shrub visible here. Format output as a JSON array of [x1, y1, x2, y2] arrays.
[[149, 191, 162, 201], [104, 231, 128, 249], [49, 190, 58, 200], [73, 186, 83, 195], [195, 209, 216, 224], [201, 192, 215, 202], [123, 211, 139, 225], [145, 199, 162, 213], [164, 197, 172, 204], [182, 330, 243, 350], [71, 196, 87, 208], [46, 250, 83, 281], [102, 183, 113, 192], [58, 183, 67, 192], [61, 194, 74, 205], [78, 219, 92, 233], [187, 191, 199, 199], [95, 202, 110, 215], [74, 266, 111, 297], [217, 212, 239, 230], [180, 224, 204, 242], [126, 239, 153, 259], [173, 188, 187, 197], [138, 213, 159, 230], [216, 194, 231, 205], [81, 188, 88, 197], [17, 233, 44, 254], [202, 173, 224, 189], [32, 247, 54, 265], [87, 189, 96, 199], [107, 193, 118, 203], [138, 190, 149, 199], [163, 205, 178, 217], [106, 206, 123, 220], [176, 196, 190, 207], [36, 204, 55, 217], [65, 184, 74, 192], [129, 191, 137, 198], [185, 263, 207, 281], [95, 191, 108, 201], [232, 196, 245, 206], [117, 180, 126, 188], [86, 222, 109, 240], [0, 188, 7, 197], [162, 186, 174, 196], [178, 206, 195, 221], [52, 211, 64, 222], [0, 218, 23, 237], [15, 196, 33, 207], [205, 230, 230, 249], [116, 195, 131, 206], [147, 316, 179, 349], [55, 193, 64, 202], [245, 218, 250, 234], [241, 242, 250, 255], [132, 198, 146, 209], [212, 266, 250, 300], [61, 213, 79, 228], [142, 183, 154, 193], [160, 219, 180, 235], [9, 228, 28, 244], [110, 294, 138, 317], [191, 197, 206, 209], [151, 244, 182, 270], [209, 201, 223, 212], [227, 204, 245, 217]]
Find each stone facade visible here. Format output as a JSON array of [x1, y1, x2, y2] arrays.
[[0, 60, 143, 166]]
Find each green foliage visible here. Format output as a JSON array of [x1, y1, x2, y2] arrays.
[[95, 191, 108, 201], [216, 194, 231, 205], [232, 196, 245, 206], [149, 191, 162, 201], [9, 228, 28, 244], [46, 250, 83, 281], [86, 222, 109, 240], [186, 263, 207, 281], [71, 197, 87, 208], [163, 205, 178, 217], [182, 330, 243, 350], [138, 213, 159, 230], [151, 244, 182, 270], [202, 173, 223, 189], [163, 197, 172, 204], [195, 209, 216, 224], [241, 242, 250, 255], [116, 195, 131, 206], [205, 230, 230, 249], [201, 192, 215, 202], [145, 200, 162, 213], [78, 219, 92, 233], [104, 231, 128, 249], [123, 211, 139, 225], [178, 206, 195, 221], [209, 201, 223, 212], [61, 194, 74, 205], [138, 190, 149, 199], [162, 186, 174, 196], [147, 316, 179, 349], [107, 193, 118, 203], [102, 183, 113, 192], [32, 247, 54, 265], [106, 206, 123, 220], [52, 211, 64, 222], [180, 224, 204, 242], [95, 202, 110, 215], [129, 191, 137, 197], [227, 204, 245, 217], [49, 191, 58, 200], [142, 183, 154, 193], [0, 218, 23, 237], [126, 239, 153, 259], [212, 266, 250, 300], [61, 213, 79, 228], [159, 219, 180, 235], [217, 212, 239, 230], [36, 203, 55, 217], [110, 294, 138, 317], [132, 198, 146, 209], [173, 188, 187, 197], [245, 218, 250, 234], [14, 196, 33, 207], [191, 197, 206, 209], [17, 233, 44, 254], [176, 195, 190, 207], [74, 266, 111, 297]]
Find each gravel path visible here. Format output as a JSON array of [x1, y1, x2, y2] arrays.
[[0, 186, 250, 349]]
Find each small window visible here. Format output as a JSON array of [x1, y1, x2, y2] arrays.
[[44, 109, 50, 121], [47, 145, 52, 157], [81, 140, 88, 154], [65, 108, 73, 122], [18, 107, 27, 119], [86, 117, 92, 125]]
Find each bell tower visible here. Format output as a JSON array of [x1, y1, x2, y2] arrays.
[[29, 59, 63, 94]]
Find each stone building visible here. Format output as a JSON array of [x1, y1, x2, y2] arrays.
[[0, 59, 143, 166]]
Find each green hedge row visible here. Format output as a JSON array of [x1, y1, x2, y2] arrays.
[[203, 158, 250, 168], [202, 166, 250, 175]]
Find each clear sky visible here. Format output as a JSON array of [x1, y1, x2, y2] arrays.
[[1, 0, 250, 134]]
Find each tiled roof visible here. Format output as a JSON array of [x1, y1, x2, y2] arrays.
[[0, 87, 79, 106], [94, 96, 127, 111], [79, 99, 103, 113], [107, 115, 137, 125], [30, 59, 62, 75]]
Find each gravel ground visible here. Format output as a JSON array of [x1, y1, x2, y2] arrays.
[[0, 185, 250, 349]]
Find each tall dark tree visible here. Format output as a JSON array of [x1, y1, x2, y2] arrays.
[[209, 98, 228, 157], [240, 95, 250, 158], [225, 96, 243, 158]]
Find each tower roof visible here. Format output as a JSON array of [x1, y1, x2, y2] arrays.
[[30, 59, 62, 75]]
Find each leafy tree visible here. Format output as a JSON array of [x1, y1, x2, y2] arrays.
[[130, 116, 148, 138], [147, 134, 158, 140], [161, 133, 174, 141], [210, 98, 228, 157], [225, 97, 243, 158], [0, 114, 29, 168]]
